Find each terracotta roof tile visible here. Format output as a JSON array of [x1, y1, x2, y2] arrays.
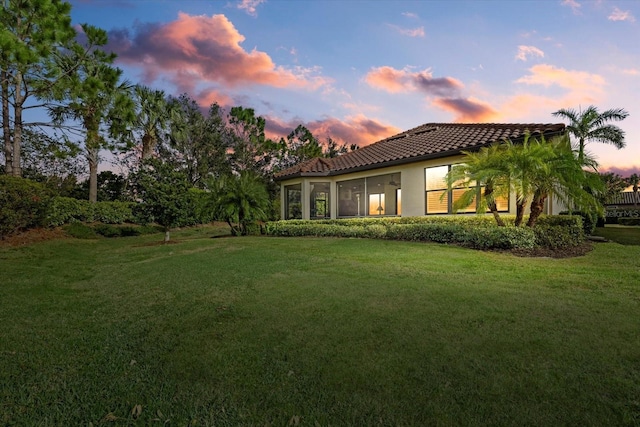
[[275, 122, 566, 180]]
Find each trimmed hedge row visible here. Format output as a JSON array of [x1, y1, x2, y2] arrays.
[[46, 197, 136, 226], [265, 215, 584, 250]]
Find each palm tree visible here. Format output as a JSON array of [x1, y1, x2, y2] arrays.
[[447, 133, 603, 227], [447, 143, 510, 226], [134, 85, 173, 160], [552, 105, 629, 165], [212, 171, 270, 236], [629, 173, 639, 206]]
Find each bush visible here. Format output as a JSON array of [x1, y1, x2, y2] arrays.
[[93, 224, 122, 238], [0, 176, 50, 238], [46, 197, 135, 226], [619, 217, 640, 226], [534, 215, 584, 249], [559, 211, 596, 235], [63, 222, 99, 239]]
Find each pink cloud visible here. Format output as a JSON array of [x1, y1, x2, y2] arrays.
[[237, 0, 266, 17], [108, 13, 330, 90], [387, 24, 425, 38], [516, 64, 606, 94], [432, 97, 499, 123], [599, 165, 640, 178], [561, 0, 581, 14], [609, 7, 636, 22], [365, 66, 463, 96], [265, 114, 401, 147], [515, 45, 544, 61]]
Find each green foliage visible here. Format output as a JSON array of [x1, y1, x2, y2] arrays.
[[266, 217, 537, 249], [533, 215, 584, 249], [553, 106, 630, 165], [619, 217, 640, 226], [62, 222, 98, 239], [0, 176, 50, 237], [212, 171, 270, 236], [129, 159, 193, 239], [46, 197, 135, 226], [559, 211, 596, 235]]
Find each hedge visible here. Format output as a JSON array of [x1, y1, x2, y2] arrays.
[[46, 197, 136, 226], [265, 215, 584, 251]]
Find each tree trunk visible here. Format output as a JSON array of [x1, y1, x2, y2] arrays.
[[87, 146, 98, 203], [484, 186, 505, 226], [1, 70, 12, 175], [11, 72, 24, 177], [527, 191, 546, 227], [515, 201, 526, 226], [164, 229, 170, 242], [141, 132, 154, 160]]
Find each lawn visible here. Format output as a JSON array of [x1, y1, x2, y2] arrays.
[[1, 227, 639, 426]]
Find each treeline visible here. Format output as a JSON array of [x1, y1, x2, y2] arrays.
[[1, 0, 355, 239]]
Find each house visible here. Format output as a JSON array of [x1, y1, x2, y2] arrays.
[[274, 122, 566, 220]]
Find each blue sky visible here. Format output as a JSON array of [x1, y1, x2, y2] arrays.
[[68, 0, 640, 176]]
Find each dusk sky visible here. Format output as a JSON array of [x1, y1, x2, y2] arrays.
[[68, 0, 640, 176]]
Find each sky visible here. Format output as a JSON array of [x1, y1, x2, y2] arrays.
[[67, 0, 640, 177]]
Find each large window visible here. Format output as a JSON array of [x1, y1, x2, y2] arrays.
[[310, 182, 330, 219], [425, 165, 508, 214], [285, 184, 302, 219], [337, 173, 400, 217]]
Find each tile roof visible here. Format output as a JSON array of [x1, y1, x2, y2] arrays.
[[606, 192, 640, 206], [274, 122, 566, 181]]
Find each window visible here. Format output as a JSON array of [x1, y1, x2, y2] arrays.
[[310, 182, 330, 219], [285, 184, 302, 219], [337, 173, 400, 217], [425, 165, 508, 214]]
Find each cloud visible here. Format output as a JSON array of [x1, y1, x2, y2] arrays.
[[265, 114, 401, 147], [561, 0, 581, 13], [599, 165, 640, 177], [608, 7, 636, 22], [622, 68, 640, 76], [402, 12, 419, 19], [431, 97, 499, 123], [516, 64, 606, 93], [515, 45, 544, 61], [237, 0, 266, 17], [365, 66, 463, 96], [107, 13, 330, 91], [387, 24, 425, 37]]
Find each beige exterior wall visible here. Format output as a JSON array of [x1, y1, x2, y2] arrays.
[[278, 155, 565, 220]]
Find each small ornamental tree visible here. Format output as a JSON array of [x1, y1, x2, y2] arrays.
[[211, 171, 270, 236], [130, 158, 192, 242]]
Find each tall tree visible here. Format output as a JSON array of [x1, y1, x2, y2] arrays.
[[597, 172, 628, 205], [134, 85, 173, 160], [227, 106, 278, 175], [0, 0, 77, 176], [552, 105, 629, 165], [50, 25, 135, 202], [166, 95, 230, 187], [276, 124, 323, 171]]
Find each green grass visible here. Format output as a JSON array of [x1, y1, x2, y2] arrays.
[[1, 227, 639, 426], [593, 224, 640, 245]]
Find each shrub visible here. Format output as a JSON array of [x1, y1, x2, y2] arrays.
[[63, 222, 99, 239], [619, 217, 640, 226], [534, 215, 584, 249], [93, 224, 122, 238], [559, 211, 596, 235], [0, 176, 50, 238], [46, 197, 135, 226]]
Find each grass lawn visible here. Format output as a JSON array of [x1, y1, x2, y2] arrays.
[[593, 224, 640, 246], [1, 226, 639, 426]]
